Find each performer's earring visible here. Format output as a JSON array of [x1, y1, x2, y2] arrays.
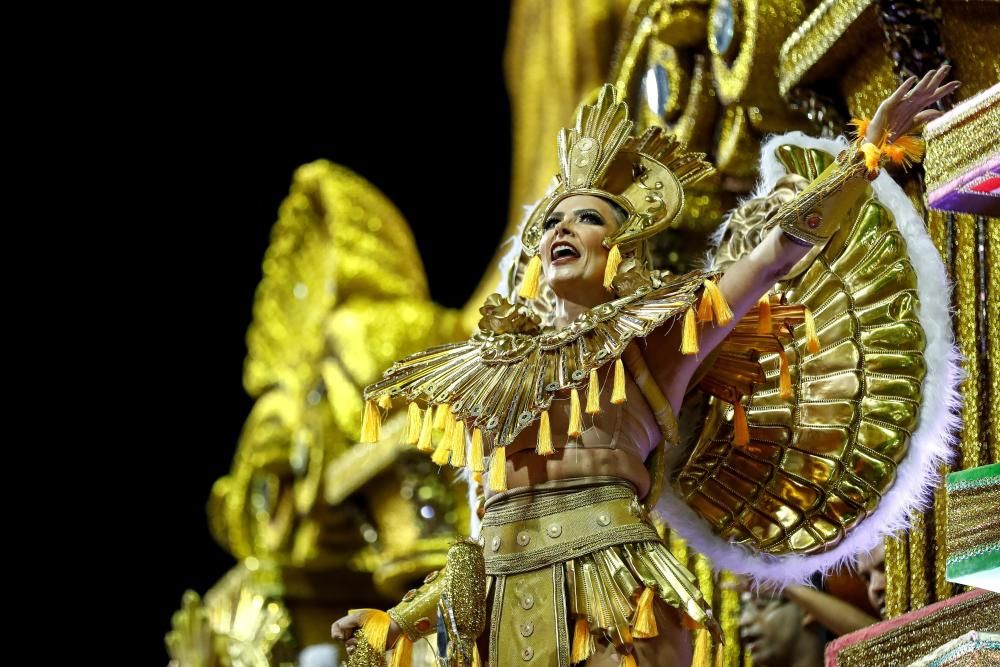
[[519, 255, 542, 299]]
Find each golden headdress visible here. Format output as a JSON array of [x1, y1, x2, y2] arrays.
[[517, 84, 714, 298]]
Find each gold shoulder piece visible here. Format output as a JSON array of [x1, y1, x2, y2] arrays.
[[365, 269, 716, 451]]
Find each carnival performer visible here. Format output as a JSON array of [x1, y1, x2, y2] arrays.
[[332, 67, 959, 667]]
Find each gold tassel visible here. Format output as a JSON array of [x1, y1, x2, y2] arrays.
[[450, 420, 467, 467], [488, 446, 507, 492], [568, 388, 582, 437], [756, 295, 772, 334], [537, 410, 554, 455], [360, 399, 381, 443], [733, 401, 749, 446], [691, 628, 711, 667], [803, 307, 820, 354], [861, 142, 882, 175], [349, 608, 391, 653], [632, 587, 659, 638], [619, 654, 637, 667], [389, 635, 412, 667], [778, 348, 792, 399], [519, 255, 542, 299], [431, 426, 453, 465], [611, 358, 627, 405], [471, 643, 482, 667], [586, 370, 601, 414], [571, 617, 595, 663], [377, 393, 392, 410], [713, 643, 725, 667], [702, 279, 733, 325], [404, 403, 422, 444], [416, 406, 435, 452], [603, 244, 622, 290], [433, 403, 450, 431], [450, 418, 465, 447], [442, 413, 454, 446], [697, 287, 714, 322], [681, 307, 700, 355], [470, 428, 485, 472]]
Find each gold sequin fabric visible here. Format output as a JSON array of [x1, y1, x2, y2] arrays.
[[946, 467, 1000, 570], [836, 591, 1000, 667], [924, 85, 1000, 194]]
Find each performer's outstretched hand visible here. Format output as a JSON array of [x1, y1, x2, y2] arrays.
[[331, 612, 403, 658], [865, 65, 960, 144]]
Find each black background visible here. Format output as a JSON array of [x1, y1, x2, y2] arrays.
[[124, 7, 513, 663]]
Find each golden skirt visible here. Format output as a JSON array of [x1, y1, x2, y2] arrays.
[[480, 476, 715, 666]]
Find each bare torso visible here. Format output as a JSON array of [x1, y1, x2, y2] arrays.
[[499, 447, 651, 499], [484, 359, 660, 500]]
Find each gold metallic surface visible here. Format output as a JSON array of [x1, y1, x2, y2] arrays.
[[715, 105, 761, 178], [926, 208, 955, 606], [955, 214, 983, 470], [710, 0, 805, 112], [367, 269, 712, 450], [933, 476, 953, 602], [668, 52, 719, 153], [492, 566, 567, 666], [718, 570, 742, 667], [481, 482, 660, 574], [482, 478, 716, 661], [519, 85, 714, 257], [654, 1, 709, 49], [939, 3, 1000, 106], [924, 85, 1000, 193], [167, 563, 292, 667], [989, 222, 1000, 465], [439, 540, 488, 666], [908, 511, 929, 610], [838, 44, 899, 124], [772, 149, 868, 245], [680, 145, 926, 555], [778, 0, 875, 97], [836, 592, 1000, 667], [210, 161, 468, 572], [638, 40, 690, 126], [346, 629, 386, 667], [389, 565, 448, 642], [885, 534, 909, 619]]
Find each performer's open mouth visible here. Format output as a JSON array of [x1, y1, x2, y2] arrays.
[[742, 630, 764, 655], [550, 241, 580, 264]]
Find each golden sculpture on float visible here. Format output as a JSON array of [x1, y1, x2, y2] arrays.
[[166, 1, 999, 666]]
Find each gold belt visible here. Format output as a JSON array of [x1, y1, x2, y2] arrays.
[[481, 477, 660, 575]]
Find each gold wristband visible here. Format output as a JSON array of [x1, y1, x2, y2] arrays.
[[775, 148, 867, 246], [388, 567, 448, 641]]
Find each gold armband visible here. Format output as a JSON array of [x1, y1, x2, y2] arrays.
[[776, 117, 927, 247], [388, 566, 449, 641], [775, 148, 868, 246]]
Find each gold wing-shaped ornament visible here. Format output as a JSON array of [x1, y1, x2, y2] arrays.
[[660, 134, 960, 585], [366, 270, 714, 448]]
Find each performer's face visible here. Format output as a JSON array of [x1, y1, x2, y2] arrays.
[[740, 591, 821, 667], [540, 194, 623, 304], [857, 543, 886, 618]]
